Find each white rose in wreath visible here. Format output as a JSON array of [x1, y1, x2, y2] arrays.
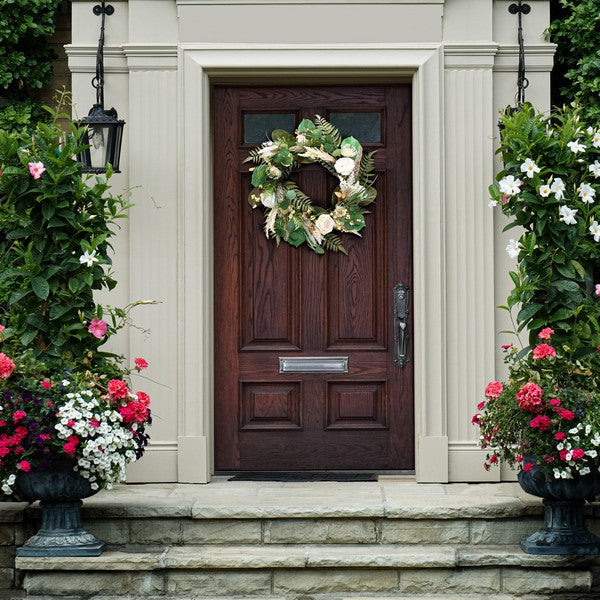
[[315, 214, 335, 235], [334, 157, 355, 177], [268, 166, 282, 179], [261, 191, 276, 208]]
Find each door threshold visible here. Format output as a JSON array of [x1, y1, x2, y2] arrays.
[[216, 470, 415, 482]]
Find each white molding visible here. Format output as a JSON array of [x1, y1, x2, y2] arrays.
[[444, 43, 499, 69], [494, 43, 556, 72], [65, 45, 128, 73], [124, 44, 178, 69], [180, 43, 447, 483]]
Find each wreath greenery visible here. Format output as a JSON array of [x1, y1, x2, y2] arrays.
[[245, 115, 377, 254]]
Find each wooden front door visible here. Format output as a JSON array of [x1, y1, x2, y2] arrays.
[[214, 84, 413, 471]]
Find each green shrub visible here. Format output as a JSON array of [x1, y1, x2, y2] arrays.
[[548, 0, 600, 122]]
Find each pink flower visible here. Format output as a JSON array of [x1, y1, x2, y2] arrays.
[[0, 353, 15, 379], [485, 381, 504, 398], [471, 414, 481, 425], [549, 398, 561, 407], [17, 460, 31, 472], [571, 449, 585, 460], [560, 409, 575, 421], [523, 462, 533, 472], [136, 391, 150, 406], [532, 343, 556, 360], [555, 431, 566, 441], [538, 327, 554, 340], [41, 380, 52, 389], [501, 343, 513, 350], [530, 415, 552, 431], [108, 379, 129, 400], [88, 318, 107, 339], [89, 418, 100, 428], [134, 357, 148, 371], [477, 401, 485, 411], [516, 382, 544, 411], [0, 325, 5, 332], [596, 284, 600, 297], [489, 454, 498, 464], [12, 410, 26, 423], [28, 162, 46, 179], [560, 449, 570, 461]]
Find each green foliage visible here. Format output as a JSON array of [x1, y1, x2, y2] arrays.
[[548, 0, 600, 122], [0, 99, 132, 373], [0, 99, 48, 135], [0, 0, 60, 94], [493, 103, 600, 349]]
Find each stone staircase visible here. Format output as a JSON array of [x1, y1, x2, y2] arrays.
[[3, 479, 600, 599]]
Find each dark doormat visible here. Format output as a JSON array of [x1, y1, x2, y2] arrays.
[[227, 472, 377, 482]]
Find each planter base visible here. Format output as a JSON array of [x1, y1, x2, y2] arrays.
[[17, 499, 106, 557], [521, 498, 600, 555]]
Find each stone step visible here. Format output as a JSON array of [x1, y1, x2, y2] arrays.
[[16, 545, 600, 598]]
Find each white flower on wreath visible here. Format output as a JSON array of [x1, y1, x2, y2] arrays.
[[589, 221, 600, 242], [567, 140, 586, 154], [499, 175, 522, 196], [520, 158, 540, 179], [506, 239, 521, 259], [589, 161, 600, 178], [551, 177, 566, 200], [315, 214, 336, 236], [261, 191, 276, 208], [258, 143, 277, 159], [559, 205, 578, 225], [578, 183, 596, 204], [334, 157, 355, 177], [267, 166, 282, 179]]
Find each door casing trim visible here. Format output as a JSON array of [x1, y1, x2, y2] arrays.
[[178, 43, 448, 483]]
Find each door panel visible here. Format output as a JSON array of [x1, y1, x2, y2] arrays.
[[214, 84, 413, 471]]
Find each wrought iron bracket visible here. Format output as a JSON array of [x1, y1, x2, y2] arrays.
[[508, 1, 530, 106], [93, 3, 114, 16], [508, 2, 530, 15]]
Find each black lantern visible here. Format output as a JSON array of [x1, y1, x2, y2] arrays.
[[78, 2, 125, 174]]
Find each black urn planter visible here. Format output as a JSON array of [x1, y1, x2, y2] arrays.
[[15, 462, 106, 557], [518, 464, 600, 555]]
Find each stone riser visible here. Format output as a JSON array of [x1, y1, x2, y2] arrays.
[[19, 565, 597, 599], [78, 516, 575, 548]]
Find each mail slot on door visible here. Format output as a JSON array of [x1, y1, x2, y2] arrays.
[[278, 357, 349, 374]]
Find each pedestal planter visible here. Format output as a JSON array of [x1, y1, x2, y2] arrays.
[[15, 463, 105, 557], [518, 464, 600, 555]]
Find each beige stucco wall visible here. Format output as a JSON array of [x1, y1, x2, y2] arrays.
[[66, 0, 554, 483]]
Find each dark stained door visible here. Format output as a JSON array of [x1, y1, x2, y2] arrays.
[[214, 84, 413, 471]]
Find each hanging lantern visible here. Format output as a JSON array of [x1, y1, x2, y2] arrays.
[[78, 2, 125, 174]]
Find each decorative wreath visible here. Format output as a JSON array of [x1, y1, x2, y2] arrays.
[[245, 115, 376, 254]]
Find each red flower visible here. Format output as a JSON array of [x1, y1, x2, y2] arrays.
[[89, 418, 100, 428], [472, 414, 481, 425], [0, 420, 5, 427], [544, 456, 555, 463], [538, 327, 555, 340], [501, 344, 513, 349], [549, 398, 561, 407], [485, 381, 504, 398], [572, 449, 585, 460], [523, 462, 534, 472], [477, 401, 485, 411], [12, 410, 26, 423], [41, 380, 53, 389], [555, 431, 566, 441], [516, 382, 544, 411], [490, 454, 498, 464], [17, 460, 31, 472], [560, 409, 575, 421], [45, 401, 53, 407], [530, 415, 552, 431], [0, 353, 15, 379], [515, 454, 523, 463], [559, 449, 570, 461], [67, 420, 75, 428], [136, 391, 150, 406], [134, 357, 148, 371], [108, 379, 129, 400], [532, 344, 557, 360]]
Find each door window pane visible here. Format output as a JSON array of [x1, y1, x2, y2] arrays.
[[243, 113, 296, 144], [328, 112, 381, 143]]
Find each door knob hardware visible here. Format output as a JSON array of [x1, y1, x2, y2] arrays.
[[393, 283, 410, 367]]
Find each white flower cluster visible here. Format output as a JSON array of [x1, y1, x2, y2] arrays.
[[55, 388, 138, 490], [552, 422, 600, 480], [1, 473, 16, 496]]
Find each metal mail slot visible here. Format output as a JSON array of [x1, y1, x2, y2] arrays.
[[279, 356, 349, 374]]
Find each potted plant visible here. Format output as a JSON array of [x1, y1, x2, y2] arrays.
[[474, 103, 600, 554], [0, 97, 153, 556]]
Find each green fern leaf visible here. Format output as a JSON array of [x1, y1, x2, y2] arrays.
[[322, 233, 347, 254], [314, 115, 341, 146]]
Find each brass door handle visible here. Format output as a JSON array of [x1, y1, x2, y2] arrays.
[[393, 283, 410, 367]]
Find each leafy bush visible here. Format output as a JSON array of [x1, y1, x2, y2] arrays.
[[490, 103, 600, 351], [548, 0, 600, 122]]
